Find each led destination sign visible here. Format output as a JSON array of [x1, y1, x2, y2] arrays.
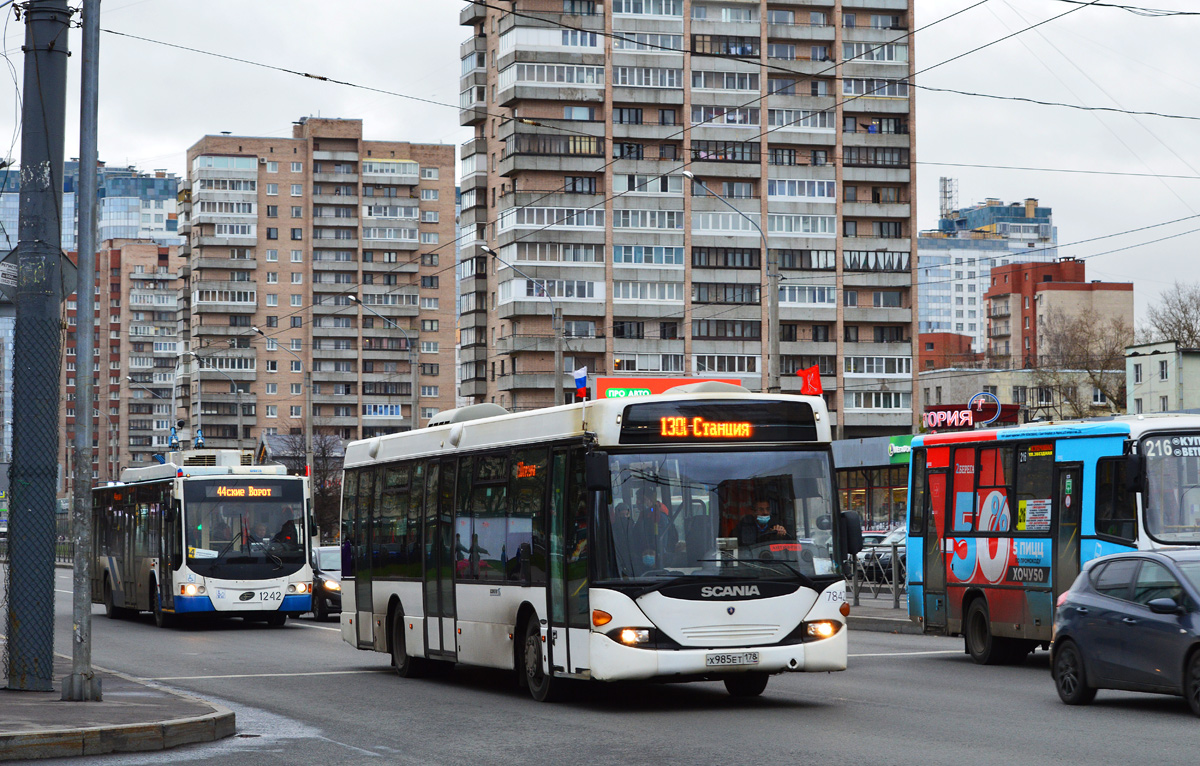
[[216, 485, 277, 498], [620, 400, 817, 444]]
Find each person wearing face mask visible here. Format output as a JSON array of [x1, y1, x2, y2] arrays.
[[738, 499, 789, 546]]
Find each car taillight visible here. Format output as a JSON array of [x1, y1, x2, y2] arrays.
[[1056, 591, 1071, 608]]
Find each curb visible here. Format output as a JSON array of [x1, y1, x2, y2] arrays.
[[0, 663, 235, 762], [846, 614, 924, 635]]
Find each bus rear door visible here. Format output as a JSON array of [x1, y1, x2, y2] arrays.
[[1054, 463, 1083, 599], [924, 448, 949, 631], [354, 468, 376, 648], [423, 459, 457, 659]]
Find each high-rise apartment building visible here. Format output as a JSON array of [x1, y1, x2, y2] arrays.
[[458, 0, 917, 437], [61, 240, 180, 495], [177, 118, 457, 451], [918, 193, 1056, 353]]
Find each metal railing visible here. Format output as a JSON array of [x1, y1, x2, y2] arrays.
[[0, 540, 74, 564], [848, 541, 906, 609]]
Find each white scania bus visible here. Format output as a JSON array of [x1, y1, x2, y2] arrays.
[[92, 449, 315, 627], [340, 384, 864, 700]]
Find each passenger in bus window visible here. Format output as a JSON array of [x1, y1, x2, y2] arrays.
[[635, 489, 678, 560], [738, 499, 788, 545], [274, 519, 298, 548], [251, 522, 269, 541]]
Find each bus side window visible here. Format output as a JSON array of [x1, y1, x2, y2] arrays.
[[1096, 459, 1137, 542], [510, 448, 547, 583], [342, 469, 358, 576], [909, 449, 926, 536], [951, 448, 976, 532]]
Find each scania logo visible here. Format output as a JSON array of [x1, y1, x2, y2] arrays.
[[239, 591, 255, 602], [700, 585, 761, 598]]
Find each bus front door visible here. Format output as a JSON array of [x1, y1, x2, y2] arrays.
[[1054, 463, 1083, 600], [424, 459, 457, 659], [923, 469, 949, 631], [354, 468, 376, 648]]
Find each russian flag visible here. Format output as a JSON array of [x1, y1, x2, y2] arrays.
[[573, 367, 588, 399]]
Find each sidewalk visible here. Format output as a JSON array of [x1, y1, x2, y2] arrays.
[[0, 643, 235, 761], [844, 590, 922, 635]]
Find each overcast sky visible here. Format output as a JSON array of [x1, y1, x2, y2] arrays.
[[1, 0, 1196, 324]]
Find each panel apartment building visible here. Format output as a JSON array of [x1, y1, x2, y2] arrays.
[[177, 118, 457, 450], [457, 0, 917, 437]]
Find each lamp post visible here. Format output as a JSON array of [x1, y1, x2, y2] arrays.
[[253, 327, 312, 474], [185, 352, 245, 454], [481, 245, 563, 407], [126, 376, 170, 469], [682, 171, 780, 394], [347, 296, 420, 431]]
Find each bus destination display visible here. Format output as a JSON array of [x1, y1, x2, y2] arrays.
[[621, 400, 816, 444]]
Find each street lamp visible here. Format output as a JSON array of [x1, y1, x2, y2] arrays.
[[346, 296, 421, 432], [682, 170, 781, 394], [481, 244, 564, 407], [253, 326, 313, 475], [184, 352, 246, 454]]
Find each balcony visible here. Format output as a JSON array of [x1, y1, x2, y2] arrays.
[[495, 334, 606, 356], [989, 304, 1011, 319], [313, 172, 359, 184], [988, 323, 1011, 338], [460, 2, 485, 26]]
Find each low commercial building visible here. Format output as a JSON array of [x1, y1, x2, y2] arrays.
[[1126, 341, 1200, 414], [833, 435, 912, 532]]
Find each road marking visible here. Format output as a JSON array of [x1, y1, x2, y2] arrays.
[[849, 650, 961, 657], [289, 621, 341, 632], [146, 669, 390, 681], [55, 589, 72, 595]]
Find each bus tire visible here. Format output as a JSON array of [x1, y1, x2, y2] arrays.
[[267, 613, 287, 627], [103, 576, 124, 620], [391, 608, 430, 678], [724, 672, 770, 698], [152, 581, 174, 629], [522, 618, 561, 702], [964, 599, 1018, 665]]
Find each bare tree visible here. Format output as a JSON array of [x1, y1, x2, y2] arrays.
[[275, 424, 344, 542], [1035, 307, 1131, 414], [1141, 281, 1200, 347]]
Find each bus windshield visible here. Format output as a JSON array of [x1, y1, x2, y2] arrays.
[[1143, 433, 1200, 544], [183, 478, 307, 577], [597, 449, 838, 582]]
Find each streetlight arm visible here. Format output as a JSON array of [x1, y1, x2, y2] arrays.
[[350, 295, 420, 428], [483, 247, 565, 407]]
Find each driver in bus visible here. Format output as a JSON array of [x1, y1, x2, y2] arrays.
[[738, 499, 789, 545]]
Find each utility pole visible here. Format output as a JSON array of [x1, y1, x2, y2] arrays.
[[7, 0, 71, 693], [482, 246, 564, 406], [63, 0, 101, 702], [343, 299, 419, 431]]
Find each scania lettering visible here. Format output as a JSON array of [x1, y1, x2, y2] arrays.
[[340, 386, 863, 701], [92, 449, 314, 628]]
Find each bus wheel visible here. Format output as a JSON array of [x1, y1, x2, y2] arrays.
[[103, 577, 122, 620], [523, 619, 561, 702], [267, 613, 287, 627], [152, 583, 173, 629], [964, 599, 1016, 665], [391, 609, 429, 678], [724, 672, 769, 698]]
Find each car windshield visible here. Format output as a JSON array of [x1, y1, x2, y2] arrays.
[[183, 479, 307, 577], [1175, 561, 1200, 594], [881, 527, 906, 546], [1142, 433, 1200, 544], [596, 449, 838, 582], [317, 547, 341, 572]]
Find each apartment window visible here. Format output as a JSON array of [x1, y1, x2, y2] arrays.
[[290, 161, 303, 172], [266, 316, 278, 328], [266, 205, 278, 217], [421, 276, 439, 288], [422, 320, 439, 332], [266, 272, 278, 284], [291, 250, 303, 262], [291, 295, 303, 307], [564, 176, 597, 194], [265, 249, 278, 262], [291, 206, 302, 218], [266, 228, 278, 240], [1133, 363, 1142, 383], [613, 107, 643, 125], [421, 189, 439, 201], [290, 184, 303, 196], [1160, 395, 1170, 411], [290, 273, 303, 284], [421, 254, 439, 266], [291, 383, 302, 395], [266, 360, 278, 373], [266, 405, 278, 418], [1159, 359, 1169, 381], [290, 228, 303, 240], [264, 383, 278, 395], [420, 363, 440, 376], [421, 341, 439, 353], [421, 167, 439, 180], [266, 161, 278, 173], [267, 183, 279, 195], [290, 406, 302, 418], [844, 326, 858, 342], [420, 232, 439, 244], [613, 320, 645, 339], [844, 290, 858, 307], [266, 294, 278, 306]]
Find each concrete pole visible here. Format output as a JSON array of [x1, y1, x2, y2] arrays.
[[304, 369, 313, 473], [553, 307, 564, 407], [410, 348, 420, 430], [63, 0, 102, 702], [7, 0, 71, 693]]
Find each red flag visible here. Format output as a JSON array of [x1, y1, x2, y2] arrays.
[[798, 365, 823, 396]]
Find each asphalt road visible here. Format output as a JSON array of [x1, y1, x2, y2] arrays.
[[8, 569, 1199, 765]]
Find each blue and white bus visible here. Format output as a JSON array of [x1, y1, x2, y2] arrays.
[[93, 449, 315, 628], [907, 414, 1200, 663]]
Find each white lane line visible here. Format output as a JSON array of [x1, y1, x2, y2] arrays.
[[849, 650, 961, 657], [288, 621, 341, 632], [146, 669, 391, 681], [55, 589, 73, 594]]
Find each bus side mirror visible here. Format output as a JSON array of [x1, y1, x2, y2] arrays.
[[585, 451, 609, 492], [1125, 453, 1142, 493], [841, 511, 864, 556]]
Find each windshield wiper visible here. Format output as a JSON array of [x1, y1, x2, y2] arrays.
[[216, 530, 243, 559], [246, 530, 284, 570], [697, 557, 803, 580]]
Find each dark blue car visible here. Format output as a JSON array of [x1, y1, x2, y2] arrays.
[[1051, 549, 1200, 715]]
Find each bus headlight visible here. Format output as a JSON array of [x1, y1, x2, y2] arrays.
[[181, 583, 198, 597], [616, 628, 651, 646], [288, 583, 310, 594], [324, 580, 341, 591], [804, 620, 840, 640]]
